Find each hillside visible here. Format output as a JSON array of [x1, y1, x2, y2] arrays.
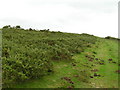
[[1, 26, 119, 88]]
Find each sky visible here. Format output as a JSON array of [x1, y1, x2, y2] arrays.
[[0, 0, 119, 38]]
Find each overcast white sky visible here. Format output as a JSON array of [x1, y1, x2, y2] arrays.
[[0, 0, 118, 38]]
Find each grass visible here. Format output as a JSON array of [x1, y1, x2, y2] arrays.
[[88, 39, 118, 88], [13, 38, 119, 88]]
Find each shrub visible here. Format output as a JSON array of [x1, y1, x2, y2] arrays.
[[2, 26, 97, 87]]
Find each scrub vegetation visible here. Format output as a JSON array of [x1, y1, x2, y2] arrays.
[[2, 25, 119, 88]]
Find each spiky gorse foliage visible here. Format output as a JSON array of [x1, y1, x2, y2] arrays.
[[2, 26, 97, 87]]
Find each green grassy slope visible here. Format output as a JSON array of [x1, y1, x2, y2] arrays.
[[2, 26, 97, 88], [14, 38, 119, 88], [2, 26, 119, 88], [89, 39, 118, 88]]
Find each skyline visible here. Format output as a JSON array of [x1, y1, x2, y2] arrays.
[[0, 0, 118, 38]]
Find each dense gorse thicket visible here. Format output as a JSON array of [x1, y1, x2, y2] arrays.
[[2, 26, 98, 86]]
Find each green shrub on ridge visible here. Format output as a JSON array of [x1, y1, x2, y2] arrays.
[[2, 26, 97, 87]]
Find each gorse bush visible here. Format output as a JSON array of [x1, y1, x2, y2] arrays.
[[105, 36, 120, 40], [2, 26, 97, 87]]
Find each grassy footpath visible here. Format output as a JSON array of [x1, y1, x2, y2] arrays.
[[14, 38, 119, 88], [88, 39, 118, 88]]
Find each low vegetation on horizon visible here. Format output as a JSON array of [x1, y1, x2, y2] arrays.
[[1, 25, 119, 88]]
